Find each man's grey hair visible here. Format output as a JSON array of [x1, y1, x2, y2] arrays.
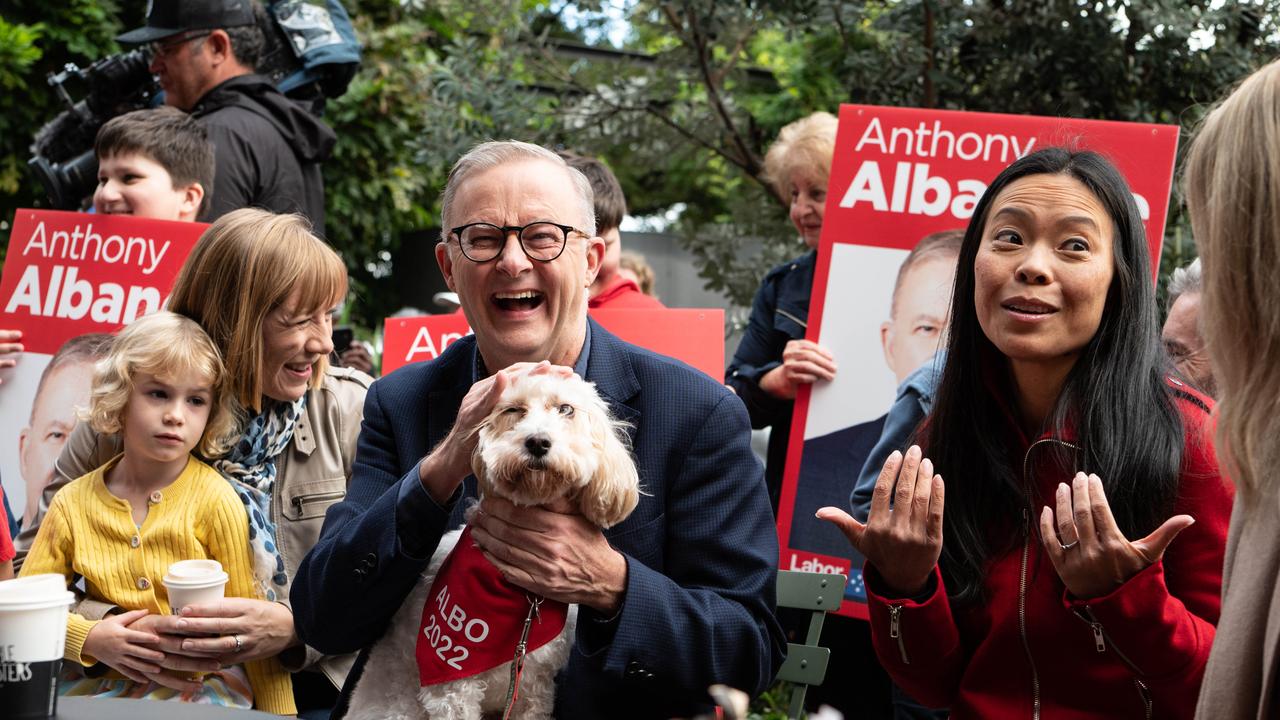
[[439, 140, 597, 244], [1167, 257, 1202, 309]]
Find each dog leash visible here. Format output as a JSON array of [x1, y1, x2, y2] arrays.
[[502, 594, 544, 720]]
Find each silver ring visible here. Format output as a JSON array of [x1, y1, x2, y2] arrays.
[[233, 635, 243, 653], [1059, 540, 1079, 551]]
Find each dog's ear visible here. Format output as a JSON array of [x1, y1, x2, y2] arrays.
[[580, 409, 640, 529]]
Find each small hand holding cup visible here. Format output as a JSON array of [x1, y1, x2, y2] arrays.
[[1038, 472, 1194, 599], [83, 610, 186, 687], [817, 445, 944, 597]]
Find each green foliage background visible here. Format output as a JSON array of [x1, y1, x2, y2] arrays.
[[3, 0, 1279, 329]]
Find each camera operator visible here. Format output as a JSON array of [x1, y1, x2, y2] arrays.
[[118, 0, 336, 235]]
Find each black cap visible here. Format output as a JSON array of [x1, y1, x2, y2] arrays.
[[117, 0, 254, 44]]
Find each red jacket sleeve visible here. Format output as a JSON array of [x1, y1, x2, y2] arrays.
[[1064, 393, 1232, 692], [864, 564, 966, 708]]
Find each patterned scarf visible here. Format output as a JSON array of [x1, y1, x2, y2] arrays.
[[208, 397, 305, 602]]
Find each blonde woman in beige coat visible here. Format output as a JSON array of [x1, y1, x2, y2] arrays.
[[14, 209, 370, 716], [1186, 59, 1280, 720]]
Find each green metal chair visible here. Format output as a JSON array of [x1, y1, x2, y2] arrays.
[[774, 569, 847, 720]]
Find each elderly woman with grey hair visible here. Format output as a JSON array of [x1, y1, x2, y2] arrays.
[[1162, 258, 1215, 396]]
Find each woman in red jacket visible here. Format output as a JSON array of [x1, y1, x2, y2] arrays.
[[820, 147, 1231, 719]]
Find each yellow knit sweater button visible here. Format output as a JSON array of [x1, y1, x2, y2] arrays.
[[149, 491, 163, 504], [130, 535, 141, 548], [137, 577, 151, 590]]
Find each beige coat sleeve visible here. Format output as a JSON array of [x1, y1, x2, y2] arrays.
[[279, 368, 369, 682]]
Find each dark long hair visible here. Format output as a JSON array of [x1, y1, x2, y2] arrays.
[[926, 148, 1182, 605]]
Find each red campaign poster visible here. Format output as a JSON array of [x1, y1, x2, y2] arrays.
[[382, 308, 725, 380], [776, 106, 1179, 619], [0, 210, 205, 532]]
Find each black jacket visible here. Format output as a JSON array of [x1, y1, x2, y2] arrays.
[[725, 249, 816, 511], [192, 74, 336, 235]]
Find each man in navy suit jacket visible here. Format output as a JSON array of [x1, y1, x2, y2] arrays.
[[291, 140, 785, 718]]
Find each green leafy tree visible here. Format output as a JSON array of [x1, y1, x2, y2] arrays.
[[511, 1, 1280, 315], [0, 1, 133, 250], [326, 0, 564, 328]]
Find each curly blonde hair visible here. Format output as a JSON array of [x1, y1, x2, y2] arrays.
[[762, 111, 839, 199], [88, 311, 241, 458]]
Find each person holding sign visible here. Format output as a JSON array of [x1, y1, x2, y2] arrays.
[[1185, 60, 1280, 720], [727, 111, 840, 511], [19, 210, 370, 718], [819, 148, 1231, 718]]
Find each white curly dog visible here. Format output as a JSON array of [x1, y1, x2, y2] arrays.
[[345, 370, 640, 720]]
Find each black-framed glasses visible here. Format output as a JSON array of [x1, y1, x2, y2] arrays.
[[449, 221, 580, 263], [150, 31, 212, 58]]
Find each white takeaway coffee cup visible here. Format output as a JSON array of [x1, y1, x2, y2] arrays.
[[0, 573, 75, 720], [163, 559, 228, 612]]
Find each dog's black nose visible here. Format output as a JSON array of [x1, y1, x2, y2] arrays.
[[524, 434, 552, 458]]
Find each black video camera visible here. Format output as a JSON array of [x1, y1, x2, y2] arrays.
[[28, 48, 160, 210]]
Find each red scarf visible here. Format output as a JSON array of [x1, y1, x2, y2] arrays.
[[416, 527, 569, 685]]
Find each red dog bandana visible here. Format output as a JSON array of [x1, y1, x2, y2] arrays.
[[416, 527, 569, 685]]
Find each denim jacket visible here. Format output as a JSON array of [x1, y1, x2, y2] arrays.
[[850, 350, 945, 522]]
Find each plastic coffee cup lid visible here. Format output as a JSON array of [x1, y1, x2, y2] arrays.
[[0, 574, 75, 610], [163, 559, 228, 588]]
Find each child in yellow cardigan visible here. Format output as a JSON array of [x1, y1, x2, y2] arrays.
[[21, 311, 295, 714]]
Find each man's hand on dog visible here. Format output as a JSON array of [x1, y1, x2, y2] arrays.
[[418, 361, 575, 503], [471, 495, 628, 615]]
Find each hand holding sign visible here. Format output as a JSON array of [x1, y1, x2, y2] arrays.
[[0, 330, 21, 381], [817, 445, 944, 597], [760, 339, 837, 400]]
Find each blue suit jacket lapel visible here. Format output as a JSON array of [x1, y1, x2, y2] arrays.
[[584, 318, 641, 444], [426, 337, 475, 452]]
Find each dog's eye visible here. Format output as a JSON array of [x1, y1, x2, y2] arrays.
[[503, 406, 525, 416], [558, 403, 574, 417]]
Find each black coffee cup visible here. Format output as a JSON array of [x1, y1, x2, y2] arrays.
[[0, 575, 74, 720]]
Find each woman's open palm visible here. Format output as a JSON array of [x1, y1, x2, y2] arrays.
[[1039, 472, 1194, 599], [818, 445, 944, 596]]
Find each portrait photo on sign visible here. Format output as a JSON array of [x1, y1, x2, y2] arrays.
[[789, 231, 962, 594]]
